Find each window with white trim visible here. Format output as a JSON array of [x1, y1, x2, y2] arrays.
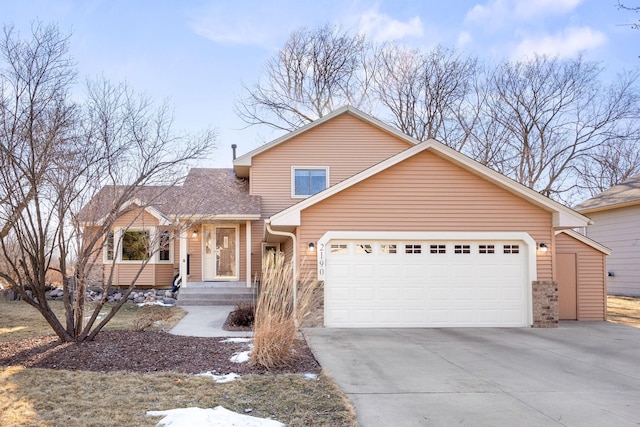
[[355, 243, 373, 254], [330, 243, 348, 254], [454, 244, 471, 254], [122, 230, 150, 261], [104, 231, 115, 262], [430, 244, 446, 254], [158, 230, 172, 262], [380, 244, 397, 254], [479, 244, 495, 254], [292, 167, 328, 197], [503, 244, 520, 254], [405, 244, 422, 254]]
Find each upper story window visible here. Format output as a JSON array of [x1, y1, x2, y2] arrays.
[[292, 167, 329, 197]]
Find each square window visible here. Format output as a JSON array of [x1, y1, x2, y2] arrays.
[[330, 243, 348, 254], [293, 168, 328, 197], [380, 244, 397, 254], [504, 244, 520, 254], [454, 244, 471, 254], [479, 244, 495, 254], [430, 244, 446, 254], [405, 244, 422, 254], [122, 230, 150, 261], [355, 244, 373, 254]]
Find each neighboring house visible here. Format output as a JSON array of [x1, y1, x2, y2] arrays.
[[82, 106, 609, 327], [574, 174, 640, 296]]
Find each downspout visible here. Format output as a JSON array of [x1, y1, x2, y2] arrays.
[[265, 220, 297, 324]]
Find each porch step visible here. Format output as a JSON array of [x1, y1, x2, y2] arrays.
[[176, 283, 257, 306]]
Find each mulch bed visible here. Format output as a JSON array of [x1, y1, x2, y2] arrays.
[[0, 331, 320, 375]]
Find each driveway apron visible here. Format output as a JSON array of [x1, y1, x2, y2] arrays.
[[304, 322, 640, 426]]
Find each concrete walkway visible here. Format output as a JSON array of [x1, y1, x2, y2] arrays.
[[304, 322, 640, 427], [169, 306, 253, 338]]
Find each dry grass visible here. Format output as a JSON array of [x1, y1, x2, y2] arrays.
[[0, 366, 355, 427], [0, 300, 186, 342], [607, 295, 640, 327], [252, 253, 319, 370]]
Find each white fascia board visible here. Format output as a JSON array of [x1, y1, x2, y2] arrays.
[[555, 229, 612, 255]]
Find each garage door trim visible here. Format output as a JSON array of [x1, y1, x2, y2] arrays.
[[317, 231, 536, 327]]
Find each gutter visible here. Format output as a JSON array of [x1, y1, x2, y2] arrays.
[[265, 220, 298, 324]]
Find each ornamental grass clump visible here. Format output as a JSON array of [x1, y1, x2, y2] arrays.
[[251, 252, 319, 370]]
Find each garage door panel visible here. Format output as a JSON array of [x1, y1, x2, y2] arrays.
[[325, 240, 529, 328]]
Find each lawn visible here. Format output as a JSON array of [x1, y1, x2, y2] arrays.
[[607, 295, 640, 327], [0, 300, 356, 427]]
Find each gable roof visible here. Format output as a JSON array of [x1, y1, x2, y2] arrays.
[[233, 106, 416, 178], [574, 173, 640, 214], [79, 169, 260, 224], [555, 229, 611, 255], [269, 137, 591, 229]]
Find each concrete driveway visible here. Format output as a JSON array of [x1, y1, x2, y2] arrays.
[[304, 322, 640, 426]]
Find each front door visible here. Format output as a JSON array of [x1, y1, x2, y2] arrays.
[[202, 225, 238, 280]]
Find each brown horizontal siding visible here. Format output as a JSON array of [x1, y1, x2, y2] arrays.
[[555, 232, 606, 320], [156, 264, 175, 288], [113, 209, 159, 228], [299, 150, 554, 279], [187, 226, 202, 281], [251, 114, 411, 218]]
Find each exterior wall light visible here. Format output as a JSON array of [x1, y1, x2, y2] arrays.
[[538, 242, 548, 252], [192, 228, 198, 239], [308, 242, 315, 252]]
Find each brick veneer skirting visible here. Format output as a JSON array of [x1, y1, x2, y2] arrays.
[[532, 280, 558, 328]]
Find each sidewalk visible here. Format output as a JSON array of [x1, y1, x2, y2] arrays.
[[169, 306, 253, 338]]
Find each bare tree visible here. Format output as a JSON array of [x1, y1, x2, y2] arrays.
[[236, 24, 372, 131], [0, 23, 215, 342], [373, 45, 479, 150], [483, 55, 640, 203], [617, 1, 640, 29]]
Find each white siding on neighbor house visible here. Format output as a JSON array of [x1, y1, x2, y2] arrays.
[[584, 204, 640, 296]]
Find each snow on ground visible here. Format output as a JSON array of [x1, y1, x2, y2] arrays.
[[304, 373, 318, 380], [147, 406, 284, 427], [220, 338, 252, 343], [230, 350, 251, 363], [197, 372, 240, 383], [137, 301, 174, 307]]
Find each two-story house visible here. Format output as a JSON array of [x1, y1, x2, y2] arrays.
[[84, 106, 610, 327]]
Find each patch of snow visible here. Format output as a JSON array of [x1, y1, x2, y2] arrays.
[[220, 338, 252, 344], [147, 406, 284, 427], [303, 373, 318, 380], [137, 301, 173, 307], [197, 372, 240, 383], [230, 350, 251, 363]]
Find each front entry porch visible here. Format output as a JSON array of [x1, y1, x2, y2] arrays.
[[179, 220, 254, 289]]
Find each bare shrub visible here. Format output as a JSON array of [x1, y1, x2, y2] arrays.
[[251, 253, 319, 370], [227, 301, 255, 328]]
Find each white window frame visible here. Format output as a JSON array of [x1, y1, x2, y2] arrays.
[[103, 231, 115, 264], [291, 166, 329, 198], [104, 227, 173, 264]]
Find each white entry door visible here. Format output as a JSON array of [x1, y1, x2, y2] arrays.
[[324, 239, 529, 327], [202, 225, 239, 281]]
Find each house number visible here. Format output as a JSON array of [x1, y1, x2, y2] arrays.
[[318, 242, 325, 278]]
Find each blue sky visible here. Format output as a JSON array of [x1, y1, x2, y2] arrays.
[[2, 0, 638, 168]]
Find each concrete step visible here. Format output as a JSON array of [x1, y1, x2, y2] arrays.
[[176, 285, 256, 306]]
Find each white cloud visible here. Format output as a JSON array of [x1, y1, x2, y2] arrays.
[[357, 8, 424, 43], [513, 26, 607, 59], [465, 0, 583, 25], [456, 31, 473, 49]]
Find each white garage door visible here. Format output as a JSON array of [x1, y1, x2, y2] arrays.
[[324, 240, 529, 327]]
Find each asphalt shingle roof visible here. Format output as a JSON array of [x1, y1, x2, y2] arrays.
[[574, 173, 640, 212], [78, 168, 260, 222]]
